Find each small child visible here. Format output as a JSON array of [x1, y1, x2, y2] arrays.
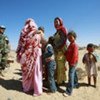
[[63, 31, 79, 96], [82, 43, 97, 87], [38, 26, 47, 49], [43, 36, 57, 93]]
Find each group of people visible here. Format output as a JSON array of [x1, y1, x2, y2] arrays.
[[16, 17, 98, 97], [0, 17, 98, 97], [0, 25, 10, 75]]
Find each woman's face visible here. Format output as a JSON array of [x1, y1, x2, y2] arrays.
[[54, 19, 60, 29]]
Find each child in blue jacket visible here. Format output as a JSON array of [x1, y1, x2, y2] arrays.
[[43, 36, 57, 93]]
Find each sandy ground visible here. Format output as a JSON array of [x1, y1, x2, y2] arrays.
[[0, 49, 100, 100]]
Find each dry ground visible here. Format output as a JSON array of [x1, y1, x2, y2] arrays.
[[0, 49, 100, 100]]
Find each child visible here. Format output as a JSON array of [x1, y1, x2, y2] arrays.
[[38, 26, 47, 49], [37, 26, 47, 80], [82, 43, 97, 87], [43, 36, 57, 93], [63, 31, 79, 96]]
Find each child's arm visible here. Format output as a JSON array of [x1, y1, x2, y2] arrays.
[[92, 54, 97, 62], [82, 55, 86, 64], [70, 44, 78, 66]]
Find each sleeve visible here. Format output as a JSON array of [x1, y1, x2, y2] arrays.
[[70, 44, 78, 66], [54, 30, 67, 49], [82, 54, 86, 64], [59, 31, 67, 46]]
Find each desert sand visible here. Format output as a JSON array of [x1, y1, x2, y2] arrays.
[[0, 49, 100, 100]]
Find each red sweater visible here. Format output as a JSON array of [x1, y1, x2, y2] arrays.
[[65, 42, 78, 66]]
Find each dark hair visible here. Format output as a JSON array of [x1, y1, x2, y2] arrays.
[[48, 36, 54, 45], [54, 17, 63, 26], [38, 26, 44, 33], [87, 43, 95, 49], [54, 17, 59, 21], [68, 30, 77, 39]]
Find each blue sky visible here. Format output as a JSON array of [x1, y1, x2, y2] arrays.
[[0, 0, 100, 50]]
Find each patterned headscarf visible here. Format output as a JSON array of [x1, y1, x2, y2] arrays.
[[16, 18, 38, 56], [21, 18, 38, 38]]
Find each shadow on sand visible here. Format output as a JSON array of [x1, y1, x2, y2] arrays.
[[0, 78, 23, 92]]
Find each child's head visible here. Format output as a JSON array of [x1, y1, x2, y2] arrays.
[[87, 43, 95, 53], [67, 30, 77, 43], [37, 26, 45, 38], [38, 26, 44, 33], [48, 36, 54, 45]]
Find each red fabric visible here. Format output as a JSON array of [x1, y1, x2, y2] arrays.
[[55, 17, 68, 38], [59, 26, 68, 45], [16, 18, 38, 63], [54, 17, 68, 48], [65, 42, 78, 66]]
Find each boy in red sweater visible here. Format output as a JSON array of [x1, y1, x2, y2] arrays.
[[63, 31, 79, 96]]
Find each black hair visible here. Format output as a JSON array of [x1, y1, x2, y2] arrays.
[[38, 26, 44, 33], [54, 17, 59, 21], [68, 30, 77, 39], [48, 36, 54, 45], [87, 43, 95, 49]]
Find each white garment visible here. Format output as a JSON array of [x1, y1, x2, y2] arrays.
[[83, 53, 97, 77]]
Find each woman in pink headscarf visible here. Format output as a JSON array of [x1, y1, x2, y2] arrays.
[[16, 18, 43, 96]]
